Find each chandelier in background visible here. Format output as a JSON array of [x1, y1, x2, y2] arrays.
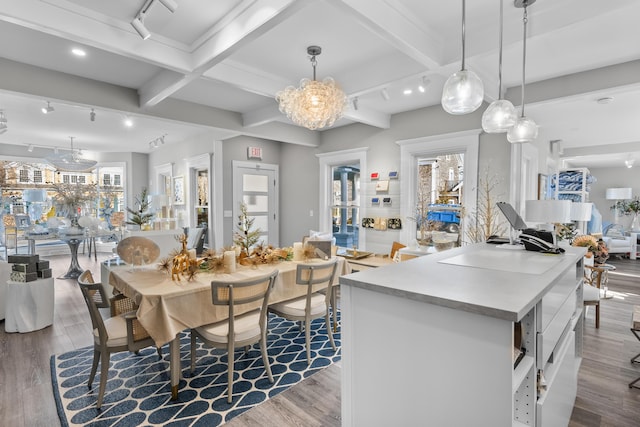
[[47, 136, 97, 172], [481, 0, 517, 133], [441, 0, 484, 115], [507, 0, 538, 143], [276, 46, 346, 130]]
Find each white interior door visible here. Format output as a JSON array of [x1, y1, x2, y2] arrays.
[[232, 161, 279, 248]]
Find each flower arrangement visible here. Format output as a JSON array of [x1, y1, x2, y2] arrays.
[[572, 234, 609, 264], [50, 181, 97, 217], [611, 196, 640, 215]]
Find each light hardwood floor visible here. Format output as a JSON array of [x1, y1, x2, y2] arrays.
[[0, 253, 639, 426]]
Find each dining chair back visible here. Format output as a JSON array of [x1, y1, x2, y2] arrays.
[[189, 270, 279, 403], [78, 270, 159, 409], [583, 265, 603, 328], [269, 258, 339, 364]]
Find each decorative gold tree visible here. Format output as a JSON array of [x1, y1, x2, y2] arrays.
[[233, 202, 262, 256]]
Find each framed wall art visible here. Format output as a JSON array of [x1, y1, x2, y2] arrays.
[[172, 175, 185, 205]]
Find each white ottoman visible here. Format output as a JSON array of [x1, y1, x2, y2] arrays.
[[4, 277, 55, 333]]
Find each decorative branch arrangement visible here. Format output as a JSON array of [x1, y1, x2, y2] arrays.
[[126, 188, 154, 227], [465, 167, 506, 243], [233, 202, 262, 256]]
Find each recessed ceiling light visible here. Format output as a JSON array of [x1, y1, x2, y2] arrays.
[[596, 96, 613, 104], [418, 85, 425, 93], [124, 117, 133, 128], [71, 48, 86, 57], [403, 89, 412, 95]]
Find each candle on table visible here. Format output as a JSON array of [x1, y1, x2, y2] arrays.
[[293, 242, 303, 261], [224, 250, 236, 274]]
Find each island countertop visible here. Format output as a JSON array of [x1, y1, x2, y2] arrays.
[[339, 243, 585, 322]]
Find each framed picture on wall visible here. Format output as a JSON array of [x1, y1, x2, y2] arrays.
[[172, 175, 185, 205], [538, 174, 548, 200]]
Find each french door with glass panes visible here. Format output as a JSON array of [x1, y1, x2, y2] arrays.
[[232, 161, 279, 248]]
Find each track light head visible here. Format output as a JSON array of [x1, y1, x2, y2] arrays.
[[42, 101, 54, 114], [158, 0, 178, 13], [27, 144, 34, 152], [131, 15, 150, 40], [90, 109, 96, 122]]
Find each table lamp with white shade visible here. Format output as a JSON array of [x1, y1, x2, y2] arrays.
[[605, 187, 632, 224], [570, 202, 593, 235], [525, 199, 572, 249]]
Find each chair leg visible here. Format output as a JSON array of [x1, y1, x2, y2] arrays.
[[331, 287, 338, 333], [97, 350, 110, 409], [595, 303, 600, 329], [156, 346, 162, 359], [325, 309, 337, 352], [88, 348, 100, 388], [305, 317, 312, 365], [260, 331, 273, 383], [190, 330, 197, 373], [227, 341, 235, 403]]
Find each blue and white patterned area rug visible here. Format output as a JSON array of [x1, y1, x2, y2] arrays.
[[51, 313, 340, 426]]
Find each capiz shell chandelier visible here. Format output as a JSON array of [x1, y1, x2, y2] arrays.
[[276, 46, 346, 130], [47, 136, 97, 172]]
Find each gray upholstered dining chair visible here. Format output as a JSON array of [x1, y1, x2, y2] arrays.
[[78, 270, 160, 409], [268, 258, 339, 364], [189, 270, 279, 403]]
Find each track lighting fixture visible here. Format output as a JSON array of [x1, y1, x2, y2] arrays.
[[42, 101, 55, 114], [131, 0, 178, 40], [124, 117, 133, 127], [158, 0, 178, 13], [90, 108, 96, 122], [148, 134, 167, 149], [27, 144, 34, 152], [131, 14, 150, 40], [352, 97, 359, 111]]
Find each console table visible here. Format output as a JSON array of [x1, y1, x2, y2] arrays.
[[340, 244, 584, 427]]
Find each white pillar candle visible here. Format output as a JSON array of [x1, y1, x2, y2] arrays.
[[224, 250, 236, 274], [293, 242, 303, 261]]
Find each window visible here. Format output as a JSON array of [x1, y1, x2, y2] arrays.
[[113, 174, 121, 186], [19, 170, 28, 183], [63, 175, 70, 183], [33, 170, 42, 183], [78, 176, 86, 184], [71, 175, 78, 183], [103, 174, 111, 185]]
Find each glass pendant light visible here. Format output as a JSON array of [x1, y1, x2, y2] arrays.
[[482, 0, 517, 133], [507, 0, 538, 143], [441, 0, 484, 115]]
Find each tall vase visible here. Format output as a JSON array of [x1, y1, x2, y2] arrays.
[[632, 212, 640, 232]]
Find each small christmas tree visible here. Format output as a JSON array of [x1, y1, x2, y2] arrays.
[[126, 188, 154, 227], [233, 202, 262, 256]]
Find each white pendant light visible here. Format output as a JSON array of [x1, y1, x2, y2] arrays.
[[441, 0, 484, 115], [482, 0, 517, 133], [507, 0, 538, 143]]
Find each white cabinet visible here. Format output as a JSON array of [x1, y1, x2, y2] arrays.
[[340, 245, 584, 427]]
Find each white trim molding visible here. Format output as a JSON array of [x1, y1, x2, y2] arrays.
[[317, 147, 369, 250], [397, 130, 480, 245]]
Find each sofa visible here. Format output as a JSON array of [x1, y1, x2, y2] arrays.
[[602, 223, 633, 258]]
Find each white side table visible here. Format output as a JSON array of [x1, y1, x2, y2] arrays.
[[4, 277, 55, 333]]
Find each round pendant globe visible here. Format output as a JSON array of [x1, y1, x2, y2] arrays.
[[441, 69, 484, 115], [481, 99, 517, 133], [507, 116, 538, 143]]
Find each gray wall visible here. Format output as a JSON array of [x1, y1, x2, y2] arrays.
[[584, 166, 640, 228]]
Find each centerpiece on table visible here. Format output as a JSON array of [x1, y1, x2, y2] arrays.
[[50, 181, 97, 232], [125, 188, 154, 230]]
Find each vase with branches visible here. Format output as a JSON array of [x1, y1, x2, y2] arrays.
[[611, 196, 640, 231], [50, 181, 97, 221], [465, 167, 506, 243]]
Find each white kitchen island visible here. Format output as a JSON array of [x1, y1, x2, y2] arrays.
[[339, 243, 585, 427]]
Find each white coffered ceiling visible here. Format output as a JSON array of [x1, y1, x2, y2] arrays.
[[0, 0, 639, 168]]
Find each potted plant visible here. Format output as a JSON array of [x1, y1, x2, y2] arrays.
[[612, 196, 640, 231]]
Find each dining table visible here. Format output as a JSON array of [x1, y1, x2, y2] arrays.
[[107, 257, 348, 400]]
